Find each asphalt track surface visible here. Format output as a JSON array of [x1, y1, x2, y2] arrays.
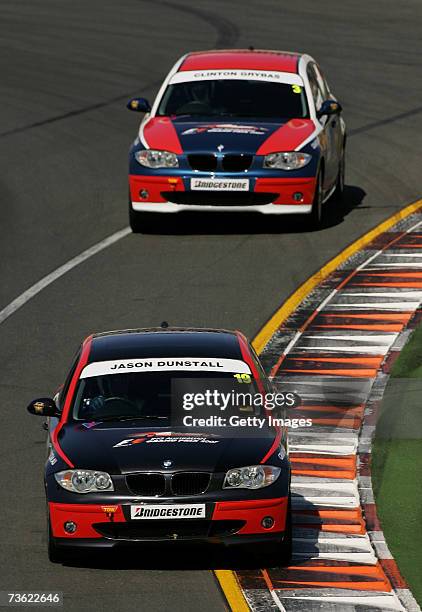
[[1, 0, 422, 610]]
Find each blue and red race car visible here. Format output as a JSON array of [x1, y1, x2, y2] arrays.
[[127, 49, 346, 231]]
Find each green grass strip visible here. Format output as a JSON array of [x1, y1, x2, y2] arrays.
[[372, 325, 422, 606], [372, 439, 422, 604], [390, 324, 422, 378]]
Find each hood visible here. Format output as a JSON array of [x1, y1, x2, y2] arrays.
[[57, 424, 276, 474], [142, 116, 316, 155]]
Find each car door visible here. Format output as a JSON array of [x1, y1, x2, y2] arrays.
[[314, 63, 343, 174], [306, 63, 337, 191]]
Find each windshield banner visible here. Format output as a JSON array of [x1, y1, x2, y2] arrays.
[[80, 357, 252, 378], [169, 69, 303, 86]]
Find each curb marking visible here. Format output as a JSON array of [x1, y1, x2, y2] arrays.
[[216, 198, 422, 611], [253, 199, 422, 354]]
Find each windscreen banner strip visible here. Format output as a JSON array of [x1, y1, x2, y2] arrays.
[[169, 69, 303, 85], [80, 357, 252, 378]]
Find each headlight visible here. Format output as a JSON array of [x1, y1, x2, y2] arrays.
[[263, 152, 311, 170], [135, 149, 179, 168], [223, 465, 280, 489], [54, 470, 114, 494]]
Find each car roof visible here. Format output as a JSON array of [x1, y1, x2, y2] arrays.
[[179, 49, 301, 74], [88, 328, 244, 363]]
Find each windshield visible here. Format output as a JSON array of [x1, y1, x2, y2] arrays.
[[157, 80, 309, 119], [71, 371, 262, 423]]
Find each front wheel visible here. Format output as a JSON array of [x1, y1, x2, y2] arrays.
[[280, 494, 292, 564], [256, 494, 292, 567], [47, 516, 67, 564], [307, 172, 323, 230], [333, 148, 345, 202], [129, 200, 158, 233]]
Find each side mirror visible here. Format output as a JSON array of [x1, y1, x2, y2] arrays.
[[317, 99, 342, 119], [127, 97, 151, 113], [27, 397, 60, 417]]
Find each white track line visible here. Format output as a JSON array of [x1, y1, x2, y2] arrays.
[[0, 227, 131, 325], [366, 262, 422, 268]]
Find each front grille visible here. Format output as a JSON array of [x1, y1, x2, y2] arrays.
[[162, 192, 278, 207], [188, 154, 253, 172], [126, 473, 166, 496], [93, 520, 245, 541], [125, 472, 211, 496], [222, 154, 253, 172], [171, 472, 210, 496], [188, 154, 217, 171]]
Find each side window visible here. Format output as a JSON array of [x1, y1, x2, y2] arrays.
[[313, 64, 330, 99], [306, 64, 324, 111], [249, 345, 273, 392], [58, 347, 81, 411]]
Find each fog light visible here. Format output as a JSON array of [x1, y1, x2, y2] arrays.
[[293, 192, 303, 202], [64, 521, 77, 534], [139, 189, 149, 199], [261, 516, 274, 529]]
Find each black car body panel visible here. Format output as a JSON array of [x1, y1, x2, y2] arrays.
[[31, 328, 291, 556]]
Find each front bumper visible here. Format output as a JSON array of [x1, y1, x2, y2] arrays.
[[131, 202, 312, 214], [49, 497, 289, 546], [129, 175, 315, 215]]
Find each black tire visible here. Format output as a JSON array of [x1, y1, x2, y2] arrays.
[[47, 516, 67, 564], [257, 493, 293, 567], [333, 147, 345, 202], [280, 493, 293, 565], [307, 171, 323, 230], [128, 200, 157, 233]]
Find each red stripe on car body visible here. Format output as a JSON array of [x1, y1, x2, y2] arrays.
[[256, 119, 316, 155], [236, 331, 262, 384], [49, 502, 125, 538], [236, 332, 282, 464], [213, 496, 289, 534], [180, 50, 299, 73], [51, 335, 93, 468], [142, 117, 183, 154], [129, 175, 185, 203]]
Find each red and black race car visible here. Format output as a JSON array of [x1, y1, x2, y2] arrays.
[[28, 327, 292, 563], [127, 49, 346, 231]]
